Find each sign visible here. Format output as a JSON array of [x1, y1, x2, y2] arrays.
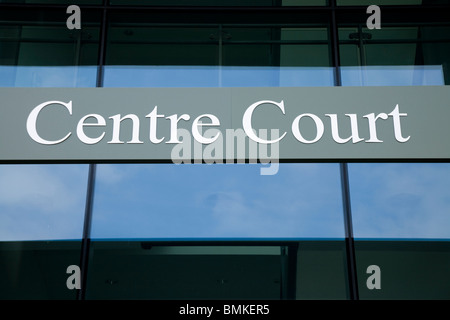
[[1, 86, 449, 162]]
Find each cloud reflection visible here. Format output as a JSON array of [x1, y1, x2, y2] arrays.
[[91, 163, 345, 239], [349, 163, 450, 239], [0, 165, 88, 241]]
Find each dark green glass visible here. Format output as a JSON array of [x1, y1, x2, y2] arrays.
[[106, 25, 331, 67], [338, 0, 450, 5], [85, 240, 349, 300], [0, 0, 101, 4], [0, 241, 81, 299], [339, 25, 450, 84], [0, 9, 100, 66], [296, 240, 349, 299], [108, 0, 327, 6], [86, 242, 285, 299], [355, 240, 450, 300]]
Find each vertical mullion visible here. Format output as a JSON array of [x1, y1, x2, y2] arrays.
[[340, 163, 359, 300], [96, 1, 108, 88], [77, 163, 96, 300], [330, 1, 342, 86], [77, 0, 108, 300], [330, 0, 359, 300]]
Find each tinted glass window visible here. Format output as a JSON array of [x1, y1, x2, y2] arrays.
[[355, 240, 450, 299], [104, 23, 335, 87], [0, 164, 89, 241], [91, 163, 344, 239], [349, 163, 450, 239], [108, 0, 327, 6], [86, 240, 349, 300], [0, 8, 99, 87], [339, 25, 450, 85]]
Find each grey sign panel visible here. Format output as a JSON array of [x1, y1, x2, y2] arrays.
[[1, 86, 449, 161]]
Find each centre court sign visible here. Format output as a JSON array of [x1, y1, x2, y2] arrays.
[[1, 86, 449, 162]]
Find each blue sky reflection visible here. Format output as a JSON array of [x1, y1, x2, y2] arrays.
[[103, 66, 336, 87], [0, 66, 97, 87], [349, 163, 450, 239], [91, 163, 345, 240], [0, 65, 444, 88], [0, 164, 88, 241], [341, 65, 445, 86]]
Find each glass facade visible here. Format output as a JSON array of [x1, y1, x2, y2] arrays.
[[1, 1, 450, 300]]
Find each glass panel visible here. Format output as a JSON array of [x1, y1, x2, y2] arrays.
[[338, 0, 424, 5], [0, 164, 89, 241], [340, 65, 445, 86], [91, 163, 344, 240], [0, 240, 81, 299], [0, 65, 97, 87], [108, 0, 328, 6], [0, 9, 100, 87], [86, 240, 348, 300], [106, 26, 218, 66], [355, 240, 450, 299], [86, 243, 284, 299], [104, 65, 337, 87], [0, 164, 88, 299], [296, 240, 349, 299], [222, 27, 331, 67], [0, 24, 99, 66], [338, 0, 450, 5], [349, 163, 450, 239], [1, 0, 100, 3], [104, 25, 335, 87], [339, 25, 450, 85], [104, 65, 336, 87]]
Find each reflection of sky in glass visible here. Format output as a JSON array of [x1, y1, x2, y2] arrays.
[[349, 163, 450, 239], [0, 65, 445, 88], [91, 163, 344, 240], [105, 65, 445, 87], [104, 66, 336, 87], [0, 165, 89, 241], [341, 65, 445, 86], [0, 66, 97, 87]]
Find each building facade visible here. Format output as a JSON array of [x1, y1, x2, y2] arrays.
[[1, 0, 450, 300]]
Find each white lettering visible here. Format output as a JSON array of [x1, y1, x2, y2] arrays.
[[389, 104, 410, 142], [145, 106, 165, 144], [292, 113, 324, 144], [26, 100, 72, 145], [326, 113, 364, 144], [192, 115, 221, 144], [26, 100, 410, 160], [166, 114, 190, 144], [108, 114, 143, 144], [76, 114, 106, 144], [363, 112, 388, 143], [242, 100, 287, 144]]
